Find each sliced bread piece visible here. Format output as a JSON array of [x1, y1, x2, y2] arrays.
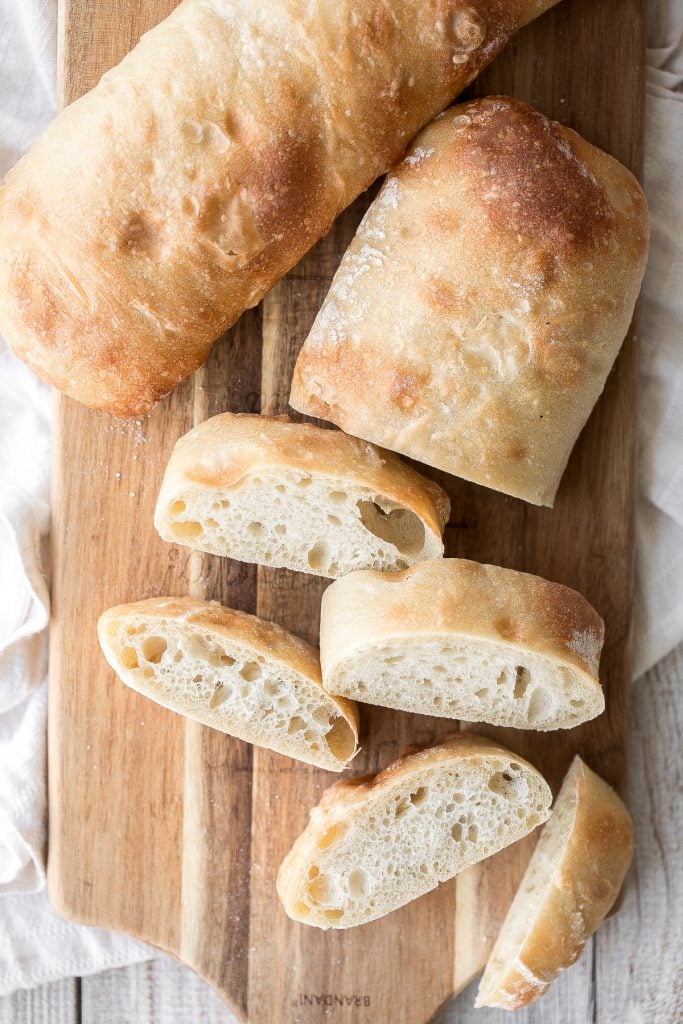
[[277, 733, 552, 929], [320, 559, 605, 730], [97, 597, 359, 772], [154, 413, 449, 578], [476, 756, 633, 1009]]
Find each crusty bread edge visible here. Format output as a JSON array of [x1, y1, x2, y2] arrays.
[[277, 733, 552, 926], [97, 596, 360, 771], [475, 756, 633, 1009], [154, 413, 450, 557], [320, 559, 605, 698]]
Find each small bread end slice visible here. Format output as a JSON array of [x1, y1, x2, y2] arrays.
[[277, 733, 552, 929], [475, 756, 633, 1009], [97, 596, 359, 772]]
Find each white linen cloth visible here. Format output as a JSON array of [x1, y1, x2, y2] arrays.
[[0, 0, 681, 995]]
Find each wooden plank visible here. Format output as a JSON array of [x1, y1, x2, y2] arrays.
[[0, 979, 77, 1024], [47, 1, 644, 1023]]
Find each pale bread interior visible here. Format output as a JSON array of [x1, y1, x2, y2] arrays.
[[156, 469, 441, 577], [279, 755, 550, 928], [99, 614, 357, 771], [325, 636, 603, 729], [476, 759, 581, 1005]]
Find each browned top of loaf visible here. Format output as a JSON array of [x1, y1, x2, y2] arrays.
[[290, 96, 650, 505], [0, 0, 560, 416], [322, 558, 605, 682]]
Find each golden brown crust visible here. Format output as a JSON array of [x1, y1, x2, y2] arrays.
[[98, 595, 359, 740], [0, 1, 560, 416], [290, 96, 650, 505], [476, 756, 633, 1009], [277, 731, 552, 926], [154, 412, 450, 543], [321, 558, 605, 683]]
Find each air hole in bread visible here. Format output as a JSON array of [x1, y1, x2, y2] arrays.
[[488, 772, 515, 797], [141, 636, 167, 664], [325, 716, 356, 762], [348, 869, 372, 898], [171, 520, 203, 539], [527, 687, 552, 725], [356, 500, 426, 555], [288, 716, 306, 735], [206, 517, 219, 530], [513, 666, 531, 699], [308, 541, 329, 572], [275, 524, 286, 536], [298, 476, 312, 488], [306, 873, 339, 906], [327, 514, 342, 527], [276, 484, 286, 494], [240, 661, 261, 682], [451, 822, 463, 841], [410, 787, 427, 807], [328, 490, 347, 504], [248, 522, 263, 536], [570, 699, 584, 708], [323, 909, 344, 922], [293, 901, 310, 917], [169, 500, 186, 515], [208, 683, 232, 709], [475, 687, 488, 698], [328, 561, 339, 576], [317, 821, 348, 850], [121, 646, 138, 670], [468, 824, 478, 842], [496, 670, 508, 686]]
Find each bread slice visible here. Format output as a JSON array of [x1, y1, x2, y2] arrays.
[[320, 559, 605, 730], [154, 413, 449, 578], [476, 756, 633, 1009], [277, 733, 551, 929], [97, 597, 359, 772]]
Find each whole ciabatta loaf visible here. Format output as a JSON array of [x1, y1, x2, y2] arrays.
[[476, 756, 633, 1009], [277, 733, 551, 928], [155, 413, 449, 577], [290, 96, 650, 505], [320, 559, 605, 730], [0, 1, 560, 416], [98, 597, 359, 771]]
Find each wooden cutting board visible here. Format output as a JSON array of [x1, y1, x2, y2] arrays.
[[48, 1, 644, 1021]]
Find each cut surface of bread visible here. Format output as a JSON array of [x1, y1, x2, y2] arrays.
[[97, 597, 359, 772], [476, 756, 633, 1009], [277, 734, 552, 929], [155, 413, 449, 577], [290, 97, 649, 506], [320, 560, 605, 730]]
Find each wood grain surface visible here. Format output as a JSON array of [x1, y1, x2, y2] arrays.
[[47, 1, 645, 1023]]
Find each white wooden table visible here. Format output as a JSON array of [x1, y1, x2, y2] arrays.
[[1, 647, 680, 1024]]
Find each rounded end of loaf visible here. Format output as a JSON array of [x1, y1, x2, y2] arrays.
[[475, 755, 633, 1010]]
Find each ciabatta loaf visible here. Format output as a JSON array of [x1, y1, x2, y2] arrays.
[[290, 97, 650, 506], [0, 2, 561, 416], [476, 756, 633, 1009], [277, 734, 551, 929], [97, 597, 358, 771], [320, 560, 604, 730], [155, 413, 449, 577]]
